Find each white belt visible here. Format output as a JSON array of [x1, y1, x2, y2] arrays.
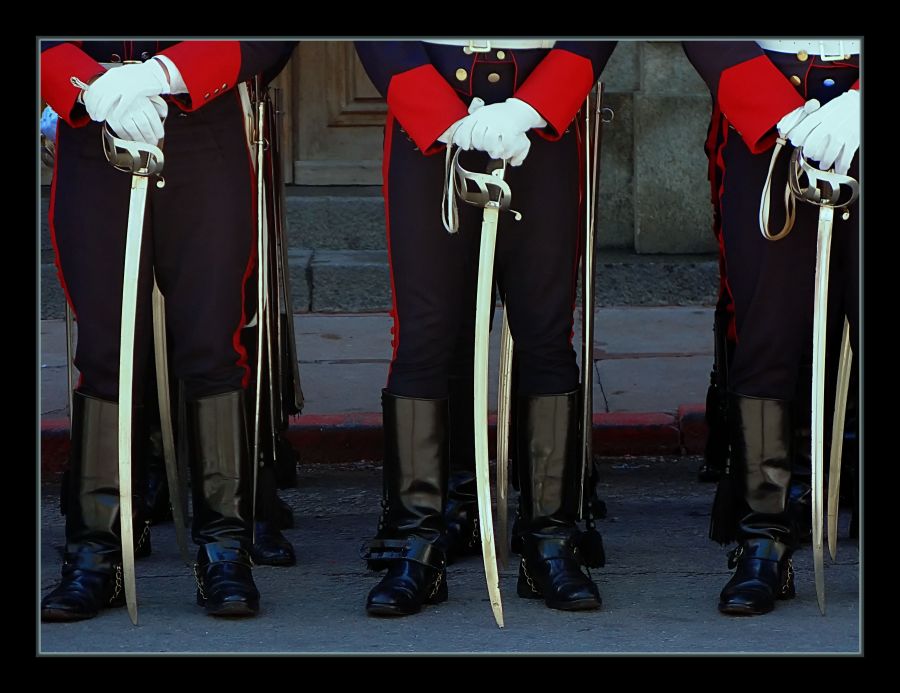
[[423, 39, 555, 51], [756, 39, 860, 60]]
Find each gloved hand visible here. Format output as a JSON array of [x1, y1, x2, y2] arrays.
[[106, 95, 168, 145], [40, 105, 59, 142], [438, 96, 485, 144], [451, 97, 547, 166], [784, 89, 860, 175], [776, 99, 820, 140], [83, 59, 171, 125]]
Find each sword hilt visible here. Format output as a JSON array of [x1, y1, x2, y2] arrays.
[[102, 125, 166, 183], [452, 149, 523, 220], [789, 148, 859, 211]]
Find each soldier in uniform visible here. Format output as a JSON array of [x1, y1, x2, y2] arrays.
[[40, 39, 296, 620], [683, 39, 859, 615], [355, 39, 617, 616]]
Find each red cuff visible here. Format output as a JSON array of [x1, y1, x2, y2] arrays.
[[387, 64, 469, 154], [513, 48, 594, 141], [718, 55, 805, 154], [40, 43, 104, 127], [851, 79, 859, 90], [159, 41, 241, 111]]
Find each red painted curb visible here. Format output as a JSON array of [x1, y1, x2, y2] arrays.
[[677, 404, 709, 455], [40, 406, 710, 477]]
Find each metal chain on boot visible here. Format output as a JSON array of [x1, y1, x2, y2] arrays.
[[136, 520, 151, 553], [467, 515, 480, 550], [428, 569, 444, 600], [779, 559, 795, 597], [727, 544, 744, 569], [192, 563, 207, 600], [520, 557, 541, 595], [376, 498, 390, 533], [108, 564, 124, 604]]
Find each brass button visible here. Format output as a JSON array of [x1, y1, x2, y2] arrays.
[[797, 49, 808, 62], [204, 92, 211, 99], [110, 53, 122, 62], [221, 83, 227, 89], [141, 51, 151, 60], [496, 50, 506, 60], [455, 68, 468, 81], [487, 72, 501, 83], [789, 75, 802, 86]]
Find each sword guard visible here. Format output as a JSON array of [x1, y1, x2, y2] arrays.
[[453, 149, 523, 220], [102, 124, 166, 178], [788, 148, 859, 210]]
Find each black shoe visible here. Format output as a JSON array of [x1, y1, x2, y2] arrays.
[[250, 521, 296, 566], [41, 557, 125, 622], [718, 539, 795, 616], [517, 533, 601, 611], [195, 543, 260, 617], [366, 558, 447, 616]]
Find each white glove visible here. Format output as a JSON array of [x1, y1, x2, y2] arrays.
[[83, 59, 171, 125], [437, 97, 485, 144], [106, 95, 168, 144], [784, 89, 860, 175], [451, 97, 547, 166], [40, 105, 59, 142], [776, 99, 820, 139]]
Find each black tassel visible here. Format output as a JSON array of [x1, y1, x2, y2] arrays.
[[708, 471, 738, 545], [578, 526, 606, 568]]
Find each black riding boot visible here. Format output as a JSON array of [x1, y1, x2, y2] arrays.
[[250, 464, 296, 566], [363, 392, 449, 616], [718, 395, 797, 616], [42, 393, 129, 621], [515, 391, 601, 611], [440, 376, 480, 563], [189, 390, 260, 617]]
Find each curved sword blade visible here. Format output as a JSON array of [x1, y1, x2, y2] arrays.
[[151, 281, 191, 566], [118, 174, 150, 626], [475, 203, 504, 628], [811, 204, 835, 616], [828, 318, 852, 561], [496, 308, 514, 571]]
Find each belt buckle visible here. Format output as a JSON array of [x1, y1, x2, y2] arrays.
[[463, 40, 492, 55], [819, 40, 846, 61]]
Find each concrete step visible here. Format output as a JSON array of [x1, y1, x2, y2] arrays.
[[40, 188, 718, 318]]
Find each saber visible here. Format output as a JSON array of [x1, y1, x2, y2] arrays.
[[268, 86, 304, 416], [150, 278, 190, 565], [788, 148, 858, 615], [827, 318, 852, 560], [579, 81, 604, 515], [251, 90, 269, 541], [453, 150, 522, 627], [65, 303, 76, 431], [496, 308, 513, 570], [99, 121, 165, 626]]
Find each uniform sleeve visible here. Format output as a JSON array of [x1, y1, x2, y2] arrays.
[[683, 41, 805, 154], [513, 41, 618, 140], [355, 40, 469, 155], [158, 40, 297, 112], [40, 41, 105, 127]]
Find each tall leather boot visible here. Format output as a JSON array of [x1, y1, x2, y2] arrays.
[[718, 395, 797, 616], [42, 393, 128, 621], [250, 464, 296, 566], [362, 391, 449, 616], [188, 390, 260, 617], [439, 376, 480, 563], [515, 391, 601, 611]]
